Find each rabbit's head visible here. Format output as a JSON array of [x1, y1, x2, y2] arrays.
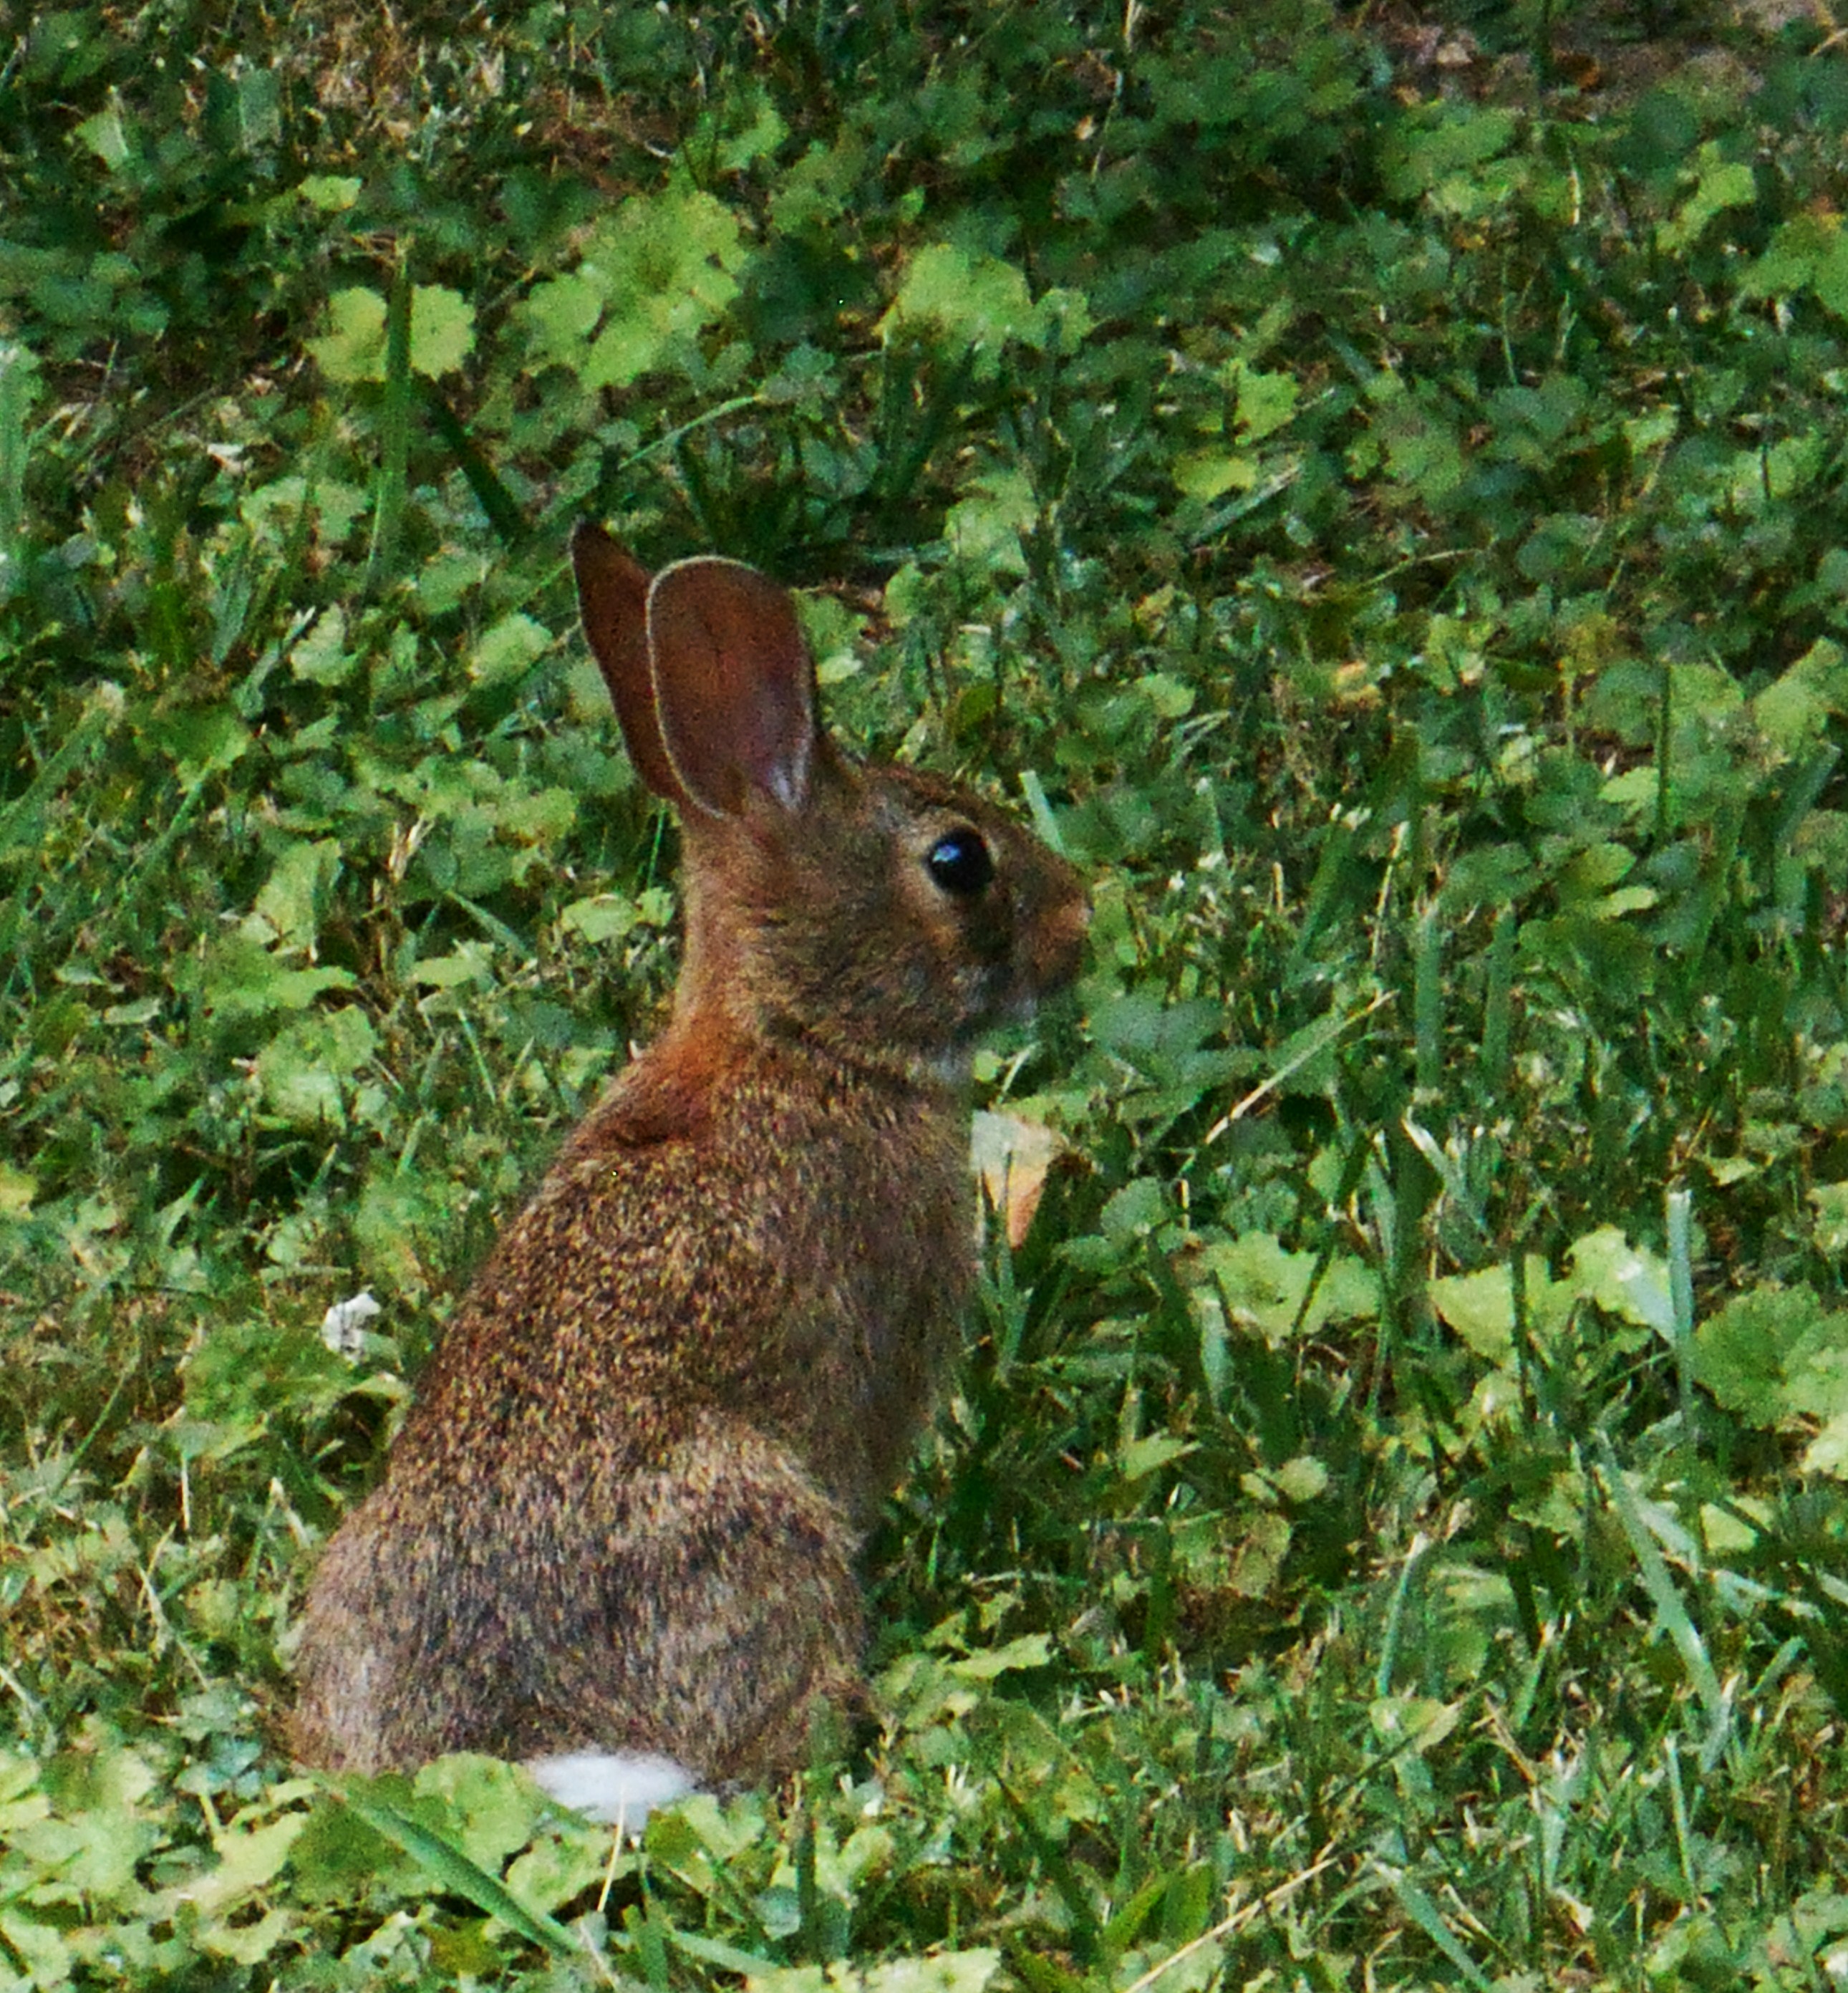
[[572, 526, 1088, 1084]]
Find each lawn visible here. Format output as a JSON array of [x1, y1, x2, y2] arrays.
[[4, 2, 1848, 1987]]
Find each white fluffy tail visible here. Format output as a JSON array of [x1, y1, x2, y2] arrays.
[[524, 1750, 697, 1830]]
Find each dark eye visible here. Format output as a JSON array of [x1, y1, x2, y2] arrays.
[[925, 828, 995, 897]]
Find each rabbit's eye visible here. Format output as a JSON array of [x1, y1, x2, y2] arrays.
[[926, 829, 995, 897]]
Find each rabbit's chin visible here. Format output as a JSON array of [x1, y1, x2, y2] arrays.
[[525, 1749, 697, 1829], [921, 1043, 977, 1089]]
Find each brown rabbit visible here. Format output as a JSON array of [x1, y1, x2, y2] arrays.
[[290, 526, 1088, 1821]]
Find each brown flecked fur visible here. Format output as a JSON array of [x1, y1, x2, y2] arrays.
[[290, 528, 1089, 1791]]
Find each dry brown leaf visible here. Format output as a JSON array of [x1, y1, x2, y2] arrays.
[[970, 1109, 1065, 1249]]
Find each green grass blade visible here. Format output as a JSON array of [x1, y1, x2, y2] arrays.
[[1367, 1863, 1494, 1992], [994, 1775, 1100, 1961], [1594, 1432, 1729, 1757], [1479, 907, 1516, 1096], [365, 255, 415, 588], [332, 1784, 580, 1958], [420, 380, 529, 549], [0, 682, 123, 865], [1374, 1530, 1432, 1699], [0, 338, 39, 600], [1667, 1186, 1697, 1435], [1413, 901, 1442, 1098], [667, 1929, 780, 1977]]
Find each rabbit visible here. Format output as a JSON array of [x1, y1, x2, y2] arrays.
[[290, 525, 1089, 1825]]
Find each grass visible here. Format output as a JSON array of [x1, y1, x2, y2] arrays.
[[4, 0, 1848, 1986]]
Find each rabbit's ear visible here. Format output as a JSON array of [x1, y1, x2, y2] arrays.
[[645, 558, 817, 819], [571, 524, 690, 808]]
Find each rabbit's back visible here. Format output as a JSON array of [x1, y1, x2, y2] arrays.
[[291, 1032, 972, 1782]]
